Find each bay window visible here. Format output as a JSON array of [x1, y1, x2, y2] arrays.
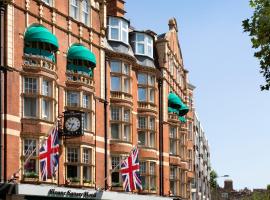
[[110, 60, 131, 93], [66, 92, 94, 132], [134, 33, 153, 58], [138, 73, 155, 103], [108, 17, 129, 44], [23, 77, 54, 120], [110, 106, 131, 141], [140, 161, 156, 192], [138, 116, 156, 148]]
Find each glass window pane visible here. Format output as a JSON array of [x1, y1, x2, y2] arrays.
[[24, 139, 36, 156], [137, 43, 145, 54], [83, 95, 90, 108], [111, 172, 120, 184], [138, 73, 147, 84], [111, 156, 120, 168], [42, 80, 50, 96], [111, 61, 121, 72], [67, 92, 79, 107], [24, 159, 37, 174], [67, 165, 78, 178], [149, 76, 155, 86], [110, 17, 119, 26], [24, 77, 37, 94], [149, 117, 155, 130], [83, 166, 91, 180], [111, 107, 120, 120], [150, 132, 155, 147], [124, 125, 130, 141], [124, 109, 130, 122], [138, 88, 147, 101], [138, 131, 146, 145], [67, 148, 78, 163], [111, 124, 120, 139], [124, 78, 130, 93], [42, 99, 50, 120], [140, 161, 146, 173], [122, 29, 128, 44], [138, 116, 146, 129], [149, 88, 155, 103], [83, 112, 90, 130], [24, 97, 37, 117], [137, 34, 144, 42], [111, 76, 121, 91], [111, 28, 119, 40], [150, 162, 155, 175], [123, 63, 130, 75]]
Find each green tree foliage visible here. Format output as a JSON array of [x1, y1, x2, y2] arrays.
[[249, 191, 270, 200], [267, 184, 270, 190], [210, 170, 218, 189], [243, 0, 270, 90]]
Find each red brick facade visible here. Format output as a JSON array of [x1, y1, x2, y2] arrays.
[[1, 0, 196, 199]]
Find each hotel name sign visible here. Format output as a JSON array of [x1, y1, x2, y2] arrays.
[[48, 189, 98, 199]]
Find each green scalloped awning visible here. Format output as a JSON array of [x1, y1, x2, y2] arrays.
[[67, 44, 96, 67], [168, 92, 189, 120], [24, 24, 59, 51], [178, 103, 189, 116], [168, 92, 182, 109]]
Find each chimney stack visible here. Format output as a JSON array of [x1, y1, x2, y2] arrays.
[[224, 179, 234, 192], [107, 0, 126, 17]]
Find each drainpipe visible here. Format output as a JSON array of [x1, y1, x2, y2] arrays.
[[104, 57, 108, 190], [0, 3, 6, 183], [158, 79, 164, 196]]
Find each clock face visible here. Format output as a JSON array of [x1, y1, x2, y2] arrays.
[[65, 117, 81, 132]]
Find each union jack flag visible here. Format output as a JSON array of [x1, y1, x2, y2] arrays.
[[39, 126, 59, 181], [120, 147, 142, 192]]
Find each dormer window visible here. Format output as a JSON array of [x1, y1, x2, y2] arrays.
[[133, 33, 153, 58], [108, 17, 129, 44]]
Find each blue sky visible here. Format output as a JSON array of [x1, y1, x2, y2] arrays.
[[126, 0, 270, 190]]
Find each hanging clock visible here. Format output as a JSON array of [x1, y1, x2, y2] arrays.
[[63, 111, 83, 136]]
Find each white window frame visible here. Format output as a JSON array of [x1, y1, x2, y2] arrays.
[[108, 17, 129, 44], [135, 33, 153, 58], [70, 0, 79, 20], [81, 0, 89, 25]]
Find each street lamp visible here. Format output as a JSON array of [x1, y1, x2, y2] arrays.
[[218, 175, 229, 178]]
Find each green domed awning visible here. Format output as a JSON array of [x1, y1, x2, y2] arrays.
[[168, 106, 178, 114], [168, 92, 182, 109], [24, 24, 59, 51], [67, 44, 96, 67], [178, 103, 189, 116], [168, 92, 189, 120]]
